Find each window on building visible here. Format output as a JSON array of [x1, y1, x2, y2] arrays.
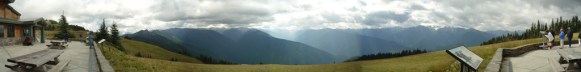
[[0, 25, 3, 37], [7, 25, 14, 37]]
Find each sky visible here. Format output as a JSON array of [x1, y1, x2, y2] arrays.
[[9, 0, 581, 34]]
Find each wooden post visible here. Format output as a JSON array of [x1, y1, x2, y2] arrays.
[[460, 63, 465, 72], [40, 26, 45, 43]]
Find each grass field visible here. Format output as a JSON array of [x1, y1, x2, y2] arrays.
[[102, 42, 361, 72], [99, 36, 554, 72], [117, 39, 201, 63], [100, 38, 203, 72]]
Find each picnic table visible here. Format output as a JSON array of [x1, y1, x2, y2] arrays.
[[50, 40, 67, 45], [5, 49, 64, 72], [47, 41, 68, 49], [556, 48, 581, 69]]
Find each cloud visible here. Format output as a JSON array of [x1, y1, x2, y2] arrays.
[[430, 0, 581, 31], [9, 0, 581, 34], [363, 11, 410, 25], [152, 0, 283, 24]]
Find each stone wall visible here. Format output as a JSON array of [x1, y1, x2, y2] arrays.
[[0, 37, 38, 46], [484, 48, 503, 72], [0, 37, 22, 46]]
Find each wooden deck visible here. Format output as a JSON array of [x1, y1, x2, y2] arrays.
[[0, 41, 111, 72]]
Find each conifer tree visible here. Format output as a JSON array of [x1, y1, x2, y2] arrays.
[[56, 15, 74, 39]]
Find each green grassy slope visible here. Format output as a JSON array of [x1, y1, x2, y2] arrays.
[[101, 35, 552, 72], [357, 38, 543, 72], [118, 38, 202, 63], [44, 30, 201, 63]]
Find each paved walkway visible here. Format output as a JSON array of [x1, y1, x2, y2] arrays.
[[508, 43, 581, 72], [0, 41, 107, 72]]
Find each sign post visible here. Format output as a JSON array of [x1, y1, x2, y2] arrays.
[[98, 39, 106, 50], [446, 46, 483, 72]]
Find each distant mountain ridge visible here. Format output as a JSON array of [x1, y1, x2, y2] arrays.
[[354, 26, 496, 51], [128, 28, 335, 64], [127, 26, 497, 64], [272, 26, 495, 62], [294, 29, 409, 62]]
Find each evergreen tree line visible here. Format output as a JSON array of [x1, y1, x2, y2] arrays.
[[69, 25, 88, 31], [55, 15, 75, 39], [195, 55, 237, 64], [96, 19, 124, 51], [44, 19, 86, 31], [347, 49, 427, 62], [481, 16, 581, 45]]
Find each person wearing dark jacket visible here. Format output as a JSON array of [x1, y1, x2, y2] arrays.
[[551, 30, 556, 47], [568, 27, 573, 48]]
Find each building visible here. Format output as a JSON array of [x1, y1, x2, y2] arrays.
[[0, 0, 46, 45]]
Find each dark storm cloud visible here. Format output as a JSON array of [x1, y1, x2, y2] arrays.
[[152, 0, 280, 24], [409, 4, 426, 10], [537, 0, 581, 11], [363, 11, 410, 25]]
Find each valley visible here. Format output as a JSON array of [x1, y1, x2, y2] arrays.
[[126, 26, 498, 64], [103, 34, 542, 72]]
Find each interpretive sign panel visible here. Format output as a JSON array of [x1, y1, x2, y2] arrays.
[[446, 46, 483, 70]]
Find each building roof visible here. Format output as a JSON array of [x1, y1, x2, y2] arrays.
[[0, 18, 40, 26], [0, 18, 22, 24], [6, 5, 20, 16], [5, 0, 14, 3]]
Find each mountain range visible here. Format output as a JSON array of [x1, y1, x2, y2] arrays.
[[127, 26, 498, 64], [129, 29, 335, 64], [355, 26, 497, 51]]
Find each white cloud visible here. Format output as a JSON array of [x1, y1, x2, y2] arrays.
[[9, 0, 581, 34]]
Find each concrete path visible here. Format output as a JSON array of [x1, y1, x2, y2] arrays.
[[508, 43, 581, 72], [0, 41, 109, 72]]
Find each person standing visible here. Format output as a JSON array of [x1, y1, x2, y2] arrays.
[[560, 28, 565, 48], [89, 32, 94, 48], [547, 30, 554, 49], [568, 27, 574, 48], [551, 30, 556, 48], [64, 33, 69, 42]]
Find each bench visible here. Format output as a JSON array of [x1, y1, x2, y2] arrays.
[[47, 60, 70, 72], [62, 43, 69, 47], [556, 48, 581, 70], [5, 49, 64, 72], [549, 58, 566, 72], [5, 63, 17, 70], [47, 41, 68, 49]]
